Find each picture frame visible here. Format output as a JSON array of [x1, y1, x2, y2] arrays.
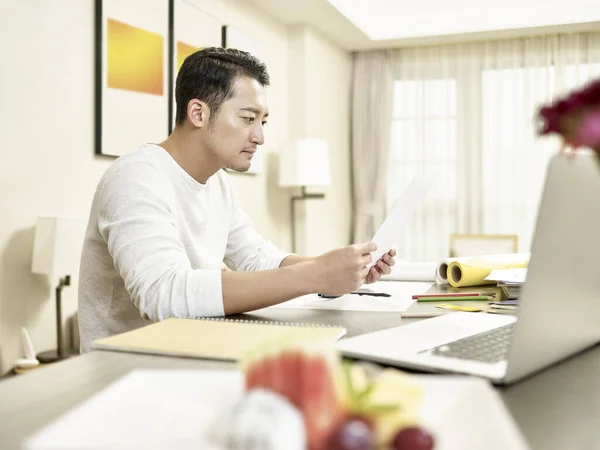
[[170, 0, 222, 133], [94, 0, 264, 166], [95, 0, 171, 157], [221, 24, 263, 59]]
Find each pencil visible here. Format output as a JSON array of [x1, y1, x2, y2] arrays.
[[412, 292, 493, 299], [416, 295, 492, 302]]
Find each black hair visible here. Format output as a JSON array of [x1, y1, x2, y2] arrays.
[[175, 47, 269, 125]]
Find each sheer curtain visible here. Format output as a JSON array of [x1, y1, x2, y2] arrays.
[[385, 32, 600, 262], [351, 51, 394, 243]]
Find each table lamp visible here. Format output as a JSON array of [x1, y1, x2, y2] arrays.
[[31, 216, 84, 363], [279, 138, 330, 253]]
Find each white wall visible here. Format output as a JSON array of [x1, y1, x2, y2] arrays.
[[0, 0, 113, 375], [302, 28, 353, 254], [0, 0, 352, 374], [285, 26, 353, 256]]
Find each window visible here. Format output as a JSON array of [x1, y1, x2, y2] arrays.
[[388, 78, 457, 261], [387, 38, 600, 262], [481, 63, 600, 250], [481, 66, 556, 251]]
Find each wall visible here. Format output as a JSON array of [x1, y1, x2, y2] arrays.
[[286, 26, 353, 256], [0, 0, 352, 374], [0, 0, 113, 375]]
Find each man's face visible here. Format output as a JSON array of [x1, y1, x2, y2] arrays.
[[204, 76, 268, 173]]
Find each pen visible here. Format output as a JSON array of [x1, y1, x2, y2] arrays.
[[355, 292, 391, 297], [318, 292, 392, 299], [412, 292, 494, 299], [416, 295, 492, 302]]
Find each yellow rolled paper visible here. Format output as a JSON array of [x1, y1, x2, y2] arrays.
[[447, 253, 530, 288]]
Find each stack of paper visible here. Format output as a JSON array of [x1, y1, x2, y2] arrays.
[[484, 268, 527, 300], [499, 284, 522, 300], [488, 299, 519, 315]]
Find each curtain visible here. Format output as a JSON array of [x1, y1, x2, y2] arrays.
[[382, 32, 600, 261], [351, 51, 394, 243]]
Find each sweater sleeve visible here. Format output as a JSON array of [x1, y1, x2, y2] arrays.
[[97, 163, 224, 321], [223, 182, 291, 272]]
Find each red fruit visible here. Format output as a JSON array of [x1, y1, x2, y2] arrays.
[[391, 427, 435, 450], [245, 360, 263, 390], [278, 351, 302, 407], [243, 343, 345, 450], [301, 352, 344, 449], [326, 416, 375, 450]]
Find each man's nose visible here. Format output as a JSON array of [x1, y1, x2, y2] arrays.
[[250, 125, 265, 146]]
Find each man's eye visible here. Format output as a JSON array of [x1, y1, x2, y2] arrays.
[[262, 121, 268, 126], [243, 117, 255, 123]]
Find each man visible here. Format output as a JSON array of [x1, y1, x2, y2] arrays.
[[78, 47, 395, 352]]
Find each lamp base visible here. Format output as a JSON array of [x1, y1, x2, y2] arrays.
[[36, 348, 79, 363]]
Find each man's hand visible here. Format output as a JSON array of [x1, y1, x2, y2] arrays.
[[364, 248, 396, 284], [221, 243, 396, 315], [309, 242, 377, 295]]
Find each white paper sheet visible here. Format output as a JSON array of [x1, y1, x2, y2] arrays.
[[485, 268, 528, 283], [369, 176, 435, 267], [273, 281, 432, 312], [25, 369, 529, 450]]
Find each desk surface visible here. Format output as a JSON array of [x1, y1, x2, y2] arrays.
[[0, 306, 599, 450]]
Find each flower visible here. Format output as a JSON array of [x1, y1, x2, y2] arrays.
[[537, 78, 600, 153], [576, 108, 600, 147]]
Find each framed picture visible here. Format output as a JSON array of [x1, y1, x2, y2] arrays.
[[170, 0, 222, 132], [95, 0, 171, 157], [222, 25, 263, 59], [222, 25, 263, 175]]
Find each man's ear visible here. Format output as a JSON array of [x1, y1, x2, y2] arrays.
[[187, 99, 210, 128]]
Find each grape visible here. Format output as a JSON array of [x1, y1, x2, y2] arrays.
[[390, 427, 435, 450], [326, 416, 375, 450]]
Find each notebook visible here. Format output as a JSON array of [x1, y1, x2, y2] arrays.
[[92, 317, 347, 361]]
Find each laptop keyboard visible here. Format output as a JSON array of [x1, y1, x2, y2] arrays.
[[419, 323, 516, 364]]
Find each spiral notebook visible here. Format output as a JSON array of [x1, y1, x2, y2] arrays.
[[92, 317, 347, 361]]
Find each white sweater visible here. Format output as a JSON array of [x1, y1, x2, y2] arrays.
[[78, 144, 289, 352]]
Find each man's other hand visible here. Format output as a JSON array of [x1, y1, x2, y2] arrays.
[[311, 242, 377, 295], [364, 248, 396, 284]]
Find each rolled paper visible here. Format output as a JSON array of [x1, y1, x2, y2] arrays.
[[436, 257, 468, 284], [446, 253, 530, 288]]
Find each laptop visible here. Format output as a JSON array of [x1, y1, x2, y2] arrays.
[[338, 153, 600, 384]]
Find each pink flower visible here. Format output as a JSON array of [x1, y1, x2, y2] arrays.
[[579, 80, 600, 106], [575, 108, 600, 149], [538, 77, 600, 152], [538, 106, 563, 134]]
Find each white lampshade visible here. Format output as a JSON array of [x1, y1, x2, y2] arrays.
[[31, 217, 86, 276], [279, 138, 331, 187]]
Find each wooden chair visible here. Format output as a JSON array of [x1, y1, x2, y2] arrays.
[[449, 234, 518, 257]]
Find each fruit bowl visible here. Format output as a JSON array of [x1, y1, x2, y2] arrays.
[[25, 369, 530, 450]]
